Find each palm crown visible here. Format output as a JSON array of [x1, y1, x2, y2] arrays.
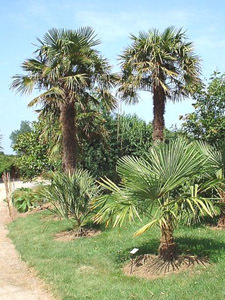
[[11, 27, 116, 172], [119, 27, 201, 141], [12, 27, 115, 107]]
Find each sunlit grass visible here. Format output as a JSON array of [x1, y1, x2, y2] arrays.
[[8, 211, 225, 300]]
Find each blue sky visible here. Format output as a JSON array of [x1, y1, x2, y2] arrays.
[[1, 0, 225, 154]]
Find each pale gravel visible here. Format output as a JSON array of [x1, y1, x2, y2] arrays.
[[0, 181, 56, 300]]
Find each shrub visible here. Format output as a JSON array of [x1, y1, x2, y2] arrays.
[[40, 170, 101, 235], [11, 187, 39, 212]]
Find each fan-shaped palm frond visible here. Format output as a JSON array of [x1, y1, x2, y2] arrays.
[[41, 170, 101, 231], [93, 138, 221, 260], [11, 27, 116, 172], [119, 27, 201, 141]]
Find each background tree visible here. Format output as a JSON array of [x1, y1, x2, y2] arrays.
[[181, 72, 225, 144], [0, 154, 16, 177], [13, 121, 56, 180], [119, 26, 201, 142], [11, 27, 116, 173], [80, 113, 153, 181], [10, 121, 32, 148]]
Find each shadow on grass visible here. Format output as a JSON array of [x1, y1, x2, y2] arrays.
[[116, 236, 225, 264], [177, 236, 225, 262], [115, 238, 159, 264]]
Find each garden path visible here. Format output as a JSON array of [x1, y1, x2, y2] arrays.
[[0, 181, 55, 300]]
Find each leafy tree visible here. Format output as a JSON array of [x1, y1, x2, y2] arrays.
[[119, 27, 201, 142], [81, 113, 181, 180], [10, 121, 32, 148], [11, 27, 116, 173], [13, 121, 56, 180], [0, 153, 16, 177], [80, 113, 153, 180], [181, 72, 225, 144], [93, 138, 220, 262]]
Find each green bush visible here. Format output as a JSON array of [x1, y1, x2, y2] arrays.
[[11, 187, 40, 213]]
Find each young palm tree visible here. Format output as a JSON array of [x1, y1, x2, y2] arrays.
[[93, 138, 220, 261], [11, 27, 116, 173], [119, 27, 201, 142], [41, 170, 102, 235]]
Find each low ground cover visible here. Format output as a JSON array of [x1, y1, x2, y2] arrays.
[[8, 211, 225, 300]]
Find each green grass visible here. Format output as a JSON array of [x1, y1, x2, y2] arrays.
[[8, 211, 225, 300]]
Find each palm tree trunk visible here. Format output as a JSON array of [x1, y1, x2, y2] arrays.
[[218, 190, 225, 228], [60, 100, 77, 173], [152, 85, 165, 142], [158, 224, 176, 261]]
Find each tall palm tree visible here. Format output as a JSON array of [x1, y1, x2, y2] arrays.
[[93, 138, 220, 261], [119, 27, 201, 142], [11, 27, 116, 173]]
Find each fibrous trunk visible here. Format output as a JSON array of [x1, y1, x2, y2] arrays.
[[60, 100, 77, 173], [159, 225, 176, 261], [152, 84, 166, 142]]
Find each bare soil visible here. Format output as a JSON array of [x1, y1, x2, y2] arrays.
[[54, 228, 101, 242], [124, 254, 209, 279], [0, 182, 56, 300]]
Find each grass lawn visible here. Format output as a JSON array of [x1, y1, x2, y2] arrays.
[[8, 211, 225, 300]]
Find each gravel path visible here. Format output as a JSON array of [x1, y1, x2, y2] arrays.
[[0, 181, 55, 300]]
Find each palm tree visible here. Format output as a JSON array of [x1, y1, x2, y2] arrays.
[[11, 27, 116, 173], [93, 138, 220, 261], [41, 170, 102, 235], [119, 27, 201, 142]]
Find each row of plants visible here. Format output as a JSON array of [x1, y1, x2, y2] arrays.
[[13, 138, 225, 266]]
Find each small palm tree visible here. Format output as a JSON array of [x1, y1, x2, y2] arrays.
[[93, 138, 220, 261], [119, 27, 201, 142], [42, 170, 101, 235], [11, 27, 116, 173]]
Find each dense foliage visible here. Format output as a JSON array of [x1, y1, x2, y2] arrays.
[[13, 122, 57, 180], [0, 153, 16, 177], [80, 113, 153, 180], [11, 187, 39, 212], [10, 112, 180, 181], [9, 121, 32, 147], [181, 72, 225, 144]]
